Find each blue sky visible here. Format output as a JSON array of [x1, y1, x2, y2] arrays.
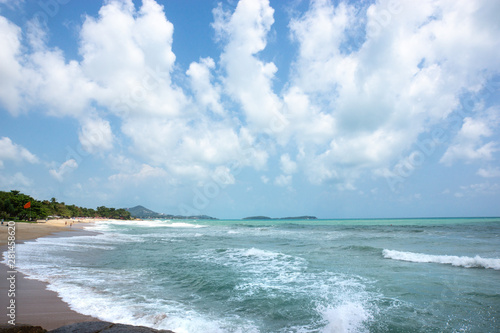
[[0, 0, 499, 219]]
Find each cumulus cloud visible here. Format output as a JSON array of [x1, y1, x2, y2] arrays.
[[454, 182, 500, 198], [280, 154, 298, 175], [108, 164, 168, 182], [0, 172, 33, 190], [274, 174, 292, 187], [441, 109, 500, 166], [49, 159, 78, 182], [0, 16, 23, 114], [284, 0, 500, 185], [0, 0, 23, 7], [186, 57, 224, 116], [214, 0, 283, 130], [78, 116, 114, 154], [212, 166, 235, 186], [0, 0, 499, 192], [80, 0, 186, 118], [477, 166, 500, 178], [0, 137, 39, 167]]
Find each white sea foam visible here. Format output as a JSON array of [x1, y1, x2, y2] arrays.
[[319, 302, 373, 333], [85, 220, 206, 234], [163, 222, 207, 228], [383, 249, 500, 270], [197, 246, 379, 332], [11, 240, 256, 333], [43, 279, 248, 333]]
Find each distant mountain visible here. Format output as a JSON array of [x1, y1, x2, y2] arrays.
[[126, 205, 162, 218], [126, 205, 217, 220]]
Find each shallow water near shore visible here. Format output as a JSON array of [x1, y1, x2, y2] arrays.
[[6, 218, 500, 332]]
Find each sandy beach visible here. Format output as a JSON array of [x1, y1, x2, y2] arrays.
[[0, 218, 96, 246], [0, 219, 101, 330]]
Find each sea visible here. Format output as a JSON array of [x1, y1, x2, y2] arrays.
[[6, 218, 500, 332]]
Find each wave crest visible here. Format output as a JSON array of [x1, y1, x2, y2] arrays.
[[383, 249, 500, 270]]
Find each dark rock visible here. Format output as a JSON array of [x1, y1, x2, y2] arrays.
[[48, 322, 174, 333], [0, 324, 47, 333], [49, 321, 111, 333]]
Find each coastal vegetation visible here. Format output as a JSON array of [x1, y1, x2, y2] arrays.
[[0, 190, 131, 221]]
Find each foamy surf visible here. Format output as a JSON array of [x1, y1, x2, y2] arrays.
[[319, 302, 373, 333], [163, 222, 207, 228], [7, 218, 499, 332], [383, 249, 500, 270]]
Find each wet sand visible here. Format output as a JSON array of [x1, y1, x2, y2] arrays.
[[0, 219, 101, 330]]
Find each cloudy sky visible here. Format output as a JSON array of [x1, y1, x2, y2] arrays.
[[0, 0, 499, 219]]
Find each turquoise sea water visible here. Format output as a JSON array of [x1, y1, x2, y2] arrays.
[[8, 218, 500, 332]]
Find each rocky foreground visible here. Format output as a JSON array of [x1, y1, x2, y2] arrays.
[[0, 322, 175, 333]]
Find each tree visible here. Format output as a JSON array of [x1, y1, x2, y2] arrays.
[[97, 206, 108, 217], [0, 199, 7, 220], [0, 190, 132, 220], [3, 199, 15, 219], [116, 208, 131, 220]]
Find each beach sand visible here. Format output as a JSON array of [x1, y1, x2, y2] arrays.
[[0, 219, 101, 330], [0, 218, 95, 246]]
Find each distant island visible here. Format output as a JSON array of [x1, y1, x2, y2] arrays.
[[126, 206, 316, 221], [243, 216, 317, 220], [126, 205, 217, 220]]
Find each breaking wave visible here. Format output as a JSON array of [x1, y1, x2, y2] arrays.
[[383, 249, 500, 270]]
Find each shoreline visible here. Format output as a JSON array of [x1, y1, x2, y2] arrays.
[[0, 219, 102, 330]]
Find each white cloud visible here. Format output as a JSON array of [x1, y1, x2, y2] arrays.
[[0, 16, 97, 118], [283, 0, 500, 186], [477, 166, 500, 178], [280, 154, 297, 174], [80, 0, 187, 118], [0, 172, 33, 189], [214, 0, 283, 130], [212, 166, 235, 186], [440, 109, 500, 166], [0, 16, 23, 114], [108, 164, 167, 182], [49, 159, 78, 182], [1, 0, 499, 193], [0, 137, 39, 167], [186, 57, 224, 116], [0, 0, 23, 8], [454, 182, 500, 198], [274, 174, 292, 187], [275, 154, 297, 188], [78, 116, 114, 154]]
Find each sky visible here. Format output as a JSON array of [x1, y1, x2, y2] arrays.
[[0, 0, 499, 219]]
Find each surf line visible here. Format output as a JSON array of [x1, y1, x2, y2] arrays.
[[6, 220, 17, 325]]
